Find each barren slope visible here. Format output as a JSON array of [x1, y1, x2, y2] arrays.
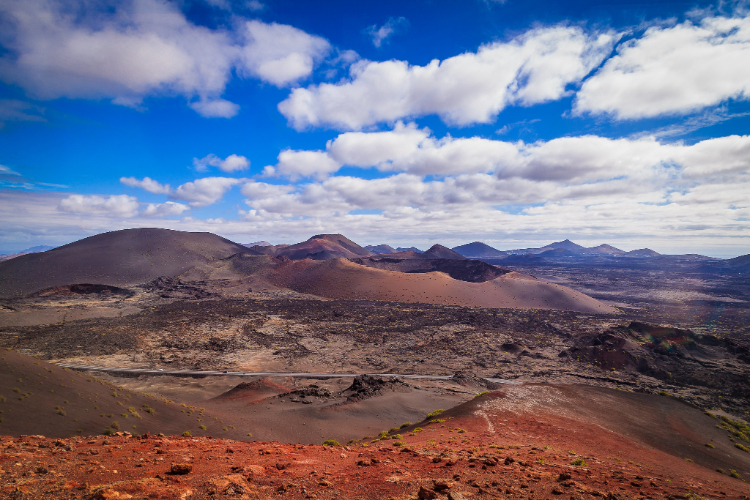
[[0, 350, 246, 440], [0, 228, 250, 298], [267, 258, 616, 313]]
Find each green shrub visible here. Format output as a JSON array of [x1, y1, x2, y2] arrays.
[[322, 439, 341, 447], [199, 425, 207, 431], [571, 458, 586, 466], [390, 434, 402, 440], [735, 443, 750, 453], [392, 441, 405, 447], [426, 409, 444, 419], [474, 391, 490, 398], [729, 469, 741, 479], [400, 422, 412, 428], [658, 391, 671, 396], [705, 443, 715, 448], [182, 431, 192, 437]]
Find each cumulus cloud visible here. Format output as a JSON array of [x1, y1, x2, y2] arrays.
[[188, 98, 240, 119], [120, 176, 171, 195], [236, 20, 330, 87], [0, 0, 330, 117], [172, 177, 242, 207], [275, 149, 342, 180], [58, 194, 140, 217], [248, 126, 750, 238], [365, 17, 408, 48], [575, 15, 750, 119], [278, 25, 616, 130], [141, 201, 190, 217], [193, 153, 250, 173]]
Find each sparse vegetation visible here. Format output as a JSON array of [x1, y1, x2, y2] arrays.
[[322, 439, 341, 447], [571, 458, 586, 466]]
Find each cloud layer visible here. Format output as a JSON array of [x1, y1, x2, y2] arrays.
[[575, 15, 750, 119], [279, 26, 617, 130], [0, 0, 330, 117]]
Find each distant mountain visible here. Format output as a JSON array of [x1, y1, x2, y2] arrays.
[[586, 244, 625, 255], [365, 244, 397, 254], [537, 239, 587, 254], [0, 228, 250, 298], [243, 241, 272, 247], [626, 248, 661, 257], [396, 246, 423, 253], [724, 253, 750, 272], [420, 244, 466, 260], [452, 242, 506, 258], [0, 245, 55, 262], [272, 234, 372, 261]]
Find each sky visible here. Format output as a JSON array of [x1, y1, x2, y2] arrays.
[[0, 0, 749, 257]]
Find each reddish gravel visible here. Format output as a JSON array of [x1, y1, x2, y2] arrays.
[[3, 390, 749, 499]]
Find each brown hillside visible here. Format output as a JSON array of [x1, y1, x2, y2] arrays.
[[273, 234, 373, 260], [0, 228, 250, 298], [266, 258, 616, 314], [0, 349, 246, 439]]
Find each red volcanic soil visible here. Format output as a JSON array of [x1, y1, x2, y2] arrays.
[[3, 385, 749, 499], [268, 258, 616, 314], [0, 229, 250, 298]]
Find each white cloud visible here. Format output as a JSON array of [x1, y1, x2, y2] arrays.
[[141, 201, 190, 217], [278, 25, 616, 130], [275, 149, 341, 180], [264, 120, 750, 186], [240, 180, 295, 200], [365, 17, 408, 48], [58, 194, 140, 217], [172, 177, 242, 207], [575, 15, 750, 119], [188, 98, 240, 119], [120, 176, 171, 195], [193, 153, 250, 173], [0, 0, 330, 116], [236, 20, 330, 87]]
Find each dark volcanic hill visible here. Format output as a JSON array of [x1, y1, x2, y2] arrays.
[[587, 243, 626, 255], [364, 244, 397, 254], [626, 248, 661, 257], [350, 255, 510, 282], [537, 239, 586, 253], [452, 241, 506, 258], [272, 234, 373, 260], [0, 228, 250, 298], [420, 244, 465, 260]]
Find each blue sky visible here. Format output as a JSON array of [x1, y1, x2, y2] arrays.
[[1, 0, 749, 257]]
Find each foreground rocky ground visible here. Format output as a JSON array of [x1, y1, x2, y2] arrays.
[[3, 386, 749, 500]]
